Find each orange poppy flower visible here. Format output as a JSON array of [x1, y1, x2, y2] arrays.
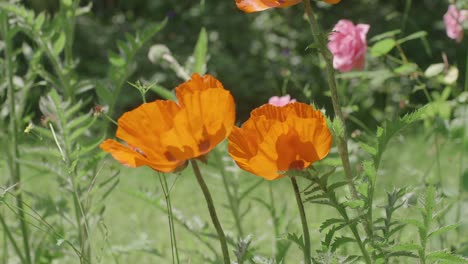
[[235, 0, 340, 13], [101, 74, 235, 172], [228, 102, 332, 180]]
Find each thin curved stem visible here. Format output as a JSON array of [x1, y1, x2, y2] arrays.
[[158, 174, 180, 264], [191, 160, 231, 264], [290, 176, 311, 264]]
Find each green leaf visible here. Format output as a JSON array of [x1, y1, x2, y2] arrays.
[[327, 181, 348, 192], [397, 31, 427, 45], [95, 83, 113, 105], [360, 142, 377, 156], [426, 251, 468, 263], [357, 182, 368, 198], [400, 218, 425, 230], [389, 243, 422, 252], [34, 12, 45, 31], [319, 218, 345, 232], [424, 185, 435, 224], [331, 236, 355, 252], [52, 32, 66, 56], [287, 233, 304, 250], [428, 223, 460, 238], [109, 52, 126, 67], [363, 161, 377, 184], [371, 39, 396, 57], [344, 200, 365, 209], [369, 29, 401, 42], [394, 63, 418, 75], [192, 27, 208, 75]]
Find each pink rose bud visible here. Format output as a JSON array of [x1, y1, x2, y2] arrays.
[[328, 19, 370, 72], [444, 5, 468, 43], [268, 94, 296, 107]]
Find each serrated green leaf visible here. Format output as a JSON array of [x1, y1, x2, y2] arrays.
[[389, 243, 422, 252], [331, 236, 355, 252], [363, 161, 377, 184], [67, 113, 91, 131], [360, 142, 377, 155], [426, 251, 468, 263], [371, 39, 396, 57], [287, 233, 304, 250], [357, 182, 368, 198], [428, 223, 460, 238], [69, 117, 96, 142], [192, 27, 208, 74], [327, 181, 348, 192], [319, 218, 345, 232]]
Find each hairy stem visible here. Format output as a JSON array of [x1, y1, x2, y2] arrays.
[[191, 160, 231, 264], [290, 176, 311, 264], [1, 14, 32, 264], [302, 0, 359, 202], [302, 0, 373, 238]]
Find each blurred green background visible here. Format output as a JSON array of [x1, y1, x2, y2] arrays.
[[23, 0, 467, 124]]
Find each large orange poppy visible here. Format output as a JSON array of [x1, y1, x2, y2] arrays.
[[101, 74, 235, 172], [235, 0, 340, 13], [228, 102, 332, 180]]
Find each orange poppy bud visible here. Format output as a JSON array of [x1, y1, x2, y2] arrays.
[[101, 74, 235, 172], [235, 0, 340, 13], [228, 102, 332, 180]]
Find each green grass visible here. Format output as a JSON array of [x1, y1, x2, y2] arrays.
[[1, 131, 466, 263]]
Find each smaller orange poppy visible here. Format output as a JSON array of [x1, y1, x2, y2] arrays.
[[101, 74, 235, 172], [235, 0, 340, 13], [228, 102, 332, 180]]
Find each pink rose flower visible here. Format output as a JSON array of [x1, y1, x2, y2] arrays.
[[444, 5, 468, 43], [268, 94, 296, 107], [328, 19, 370, 72]]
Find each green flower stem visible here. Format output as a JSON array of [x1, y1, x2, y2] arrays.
[[290, 176, 311, 264], [302, 0, 374, 238], [158, 174, 180, 264], [1, 15, 32, 264], [191, 160, 231, 264], [302, 0, 359, 203]]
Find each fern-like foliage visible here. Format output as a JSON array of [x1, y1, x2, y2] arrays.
[[17, 90, 119, 262]]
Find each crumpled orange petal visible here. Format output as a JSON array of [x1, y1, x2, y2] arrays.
[[101, 73, 235, 172], [228, 102, 332, 180], [235, 0, 340, 13]]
